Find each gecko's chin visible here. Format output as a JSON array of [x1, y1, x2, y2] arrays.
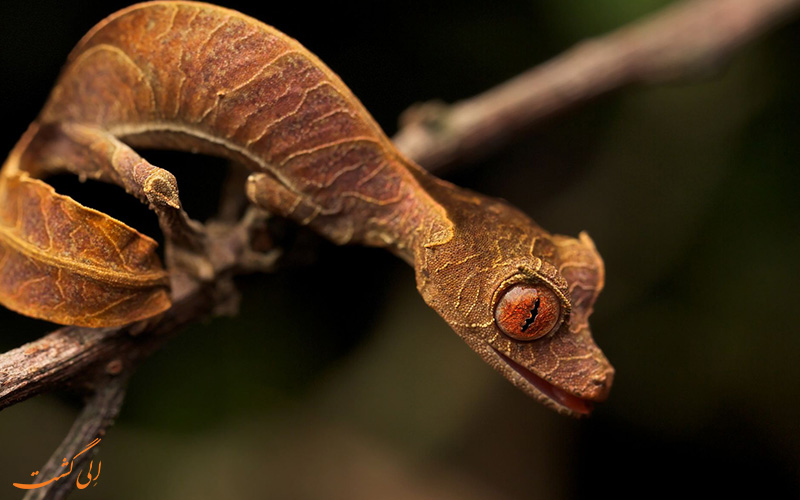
[[490, 347, 593, 416]]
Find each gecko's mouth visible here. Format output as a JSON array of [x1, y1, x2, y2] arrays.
[[491, 347, 593, 416]]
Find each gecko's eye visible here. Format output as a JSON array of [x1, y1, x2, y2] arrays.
[[494, 283, 562, 341]]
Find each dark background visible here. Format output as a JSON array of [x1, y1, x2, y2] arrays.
[[1, 1, 799, 498]]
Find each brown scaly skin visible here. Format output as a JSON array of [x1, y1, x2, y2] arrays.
[[2, 1, 613, 415], [412, 174, 613, 415]]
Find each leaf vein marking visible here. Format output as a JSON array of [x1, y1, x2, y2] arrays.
[[71, 44, 157, 116], [279, 137, 382, 167], [243, 80, 334, 146], [83, 292, 139, 320], [0, 225, 166, 288], [153, 3, 179, 42]]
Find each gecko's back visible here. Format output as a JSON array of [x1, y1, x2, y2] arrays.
[[2, 1, 613, 415], [42, 1, 445, 250]]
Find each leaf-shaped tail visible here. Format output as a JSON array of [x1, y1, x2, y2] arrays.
[[0, 172, 170, 327]]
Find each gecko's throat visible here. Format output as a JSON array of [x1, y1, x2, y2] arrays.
[[491, 347, 593, 415]]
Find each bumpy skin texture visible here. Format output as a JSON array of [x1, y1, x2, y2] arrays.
[[1, 1, 613, 415], [0, 171, 169, 326]]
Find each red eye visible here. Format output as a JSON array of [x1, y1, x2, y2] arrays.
[[494, 284, 562, 341]]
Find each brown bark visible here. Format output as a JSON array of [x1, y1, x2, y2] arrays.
[[393, 0, 800, 173]]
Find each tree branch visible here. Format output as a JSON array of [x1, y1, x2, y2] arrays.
[[0, 277, 212, 411], [392, 0, 800, 172], [2, 1, 799, 497], [4, 0, 796, 411], [22, 375, 128, 500], [0, 213, 264, 412], [1, 214, 267, 499]]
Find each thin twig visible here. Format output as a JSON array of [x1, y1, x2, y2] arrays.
[[0, 214, 255, 411], [22, 376, 128, 500], [1, 3, 799, 498], [0, 278, 211, 411], [393, 0, 800, 172], [4, 0, 798, 410]]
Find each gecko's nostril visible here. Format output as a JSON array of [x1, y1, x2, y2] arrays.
[[585, 370, 614, 401]]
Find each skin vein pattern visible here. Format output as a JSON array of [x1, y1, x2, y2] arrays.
[[0, 1, 613, 415]]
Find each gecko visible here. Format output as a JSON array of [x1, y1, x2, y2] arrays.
[[0, 1, 613, 416]]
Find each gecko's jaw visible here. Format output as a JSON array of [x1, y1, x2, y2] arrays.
[[491, 347, 593, 416]]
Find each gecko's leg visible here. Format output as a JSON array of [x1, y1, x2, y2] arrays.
[[245, 172, 320, 223], [18, 122, 213, 280], [246, 172, 353, 245]]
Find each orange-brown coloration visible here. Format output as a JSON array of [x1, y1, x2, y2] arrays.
[[0, 2, 613, 415], [0, 172, 170, 327], [494, 284, 562, 341]]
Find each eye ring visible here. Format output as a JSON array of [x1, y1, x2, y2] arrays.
[[493, 282, 563, 341]]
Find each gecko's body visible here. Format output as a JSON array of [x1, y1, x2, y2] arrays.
[[1, 1, 612, 415]]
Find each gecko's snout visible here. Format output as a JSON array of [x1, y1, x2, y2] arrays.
[[585, 368, 614, 402]]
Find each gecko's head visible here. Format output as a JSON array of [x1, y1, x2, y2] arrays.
[[414, 191, 613, 416]]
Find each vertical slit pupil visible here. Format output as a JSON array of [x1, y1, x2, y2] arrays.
[[520, 297, 540, 332]]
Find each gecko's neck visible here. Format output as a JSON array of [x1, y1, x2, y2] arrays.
[[379, 157, 456, 265]]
